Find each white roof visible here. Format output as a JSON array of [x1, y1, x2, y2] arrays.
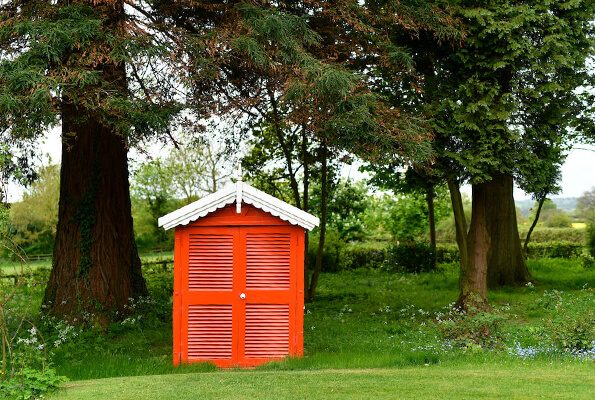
[[158, 181, 320, 231]]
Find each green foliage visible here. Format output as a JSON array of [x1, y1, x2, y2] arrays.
[[0, 367, 66, 400], [525, 242, 584, 259], [386, 243, 437, 273], [0, 1, 180, 141], [542, 290, 594, 353], [130, 140, 230, 250], [324, 180, 371, 242], [8, 164, 59, 256], [436, 242, 584, 261], [417, 0, 595, 201], [387, 186, 451, 241], [517, 227, 586, 244], [436, 305, 505, 350]]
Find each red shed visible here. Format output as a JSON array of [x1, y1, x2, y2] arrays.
[[158, 181, 319, 367]]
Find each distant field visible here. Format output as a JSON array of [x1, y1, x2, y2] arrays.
[[572, 222, 587, 229], [0, 251, 174, 272]]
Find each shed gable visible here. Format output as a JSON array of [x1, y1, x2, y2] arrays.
[[158, 182, 319, 231]]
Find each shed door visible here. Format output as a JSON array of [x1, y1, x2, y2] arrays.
[[180, 226, 297, 367]]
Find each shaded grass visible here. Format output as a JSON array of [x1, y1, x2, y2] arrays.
[[3, 257, 594, 385], [46, 258, 595, 381], [49, 363, 595, 400]]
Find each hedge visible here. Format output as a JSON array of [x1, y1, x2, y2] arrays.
[[312, 241, 585, 273]]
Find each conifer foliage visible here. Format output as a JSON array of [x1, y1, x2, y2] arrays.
[[0, 1, 447, 318]]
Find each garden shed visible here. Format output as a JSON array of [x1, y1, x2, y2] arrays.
[[158, 181, 319, 367]]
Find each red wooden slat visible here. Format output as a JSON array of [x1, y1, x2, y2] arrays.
[[187, 304, 232, 359], [244, 304, 289, 358], [246, 234, 291, 290], [188, 234, 233, 290]]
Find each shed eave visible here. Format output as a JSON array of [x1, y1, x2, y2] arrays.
[[158, 182, 320, 231]]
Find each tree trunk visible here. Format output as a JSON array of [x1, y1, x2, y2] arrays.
[[43, 102, 147, 322], [447, 179, 469, 272], [306, 144, 328, 302], [523, 195, 547, 257], [457, 182, 490, 310], [43, 2, 147, 322], [302, 128, 310, 293], [426, 185, 437, 268], [485, 173, 530, 287]]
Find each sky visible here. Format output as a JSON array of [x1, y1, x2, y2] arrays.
[[5, 128, 595, 202]]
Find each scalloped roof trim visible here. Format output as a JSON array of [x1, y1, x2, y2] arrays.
[[158, 182, 319, 231]]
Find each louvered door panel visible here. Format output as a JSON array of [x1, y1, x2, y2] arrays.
[[188, 234, 233, 290], [244, 304, 289, 358], [187, 304, 232, 359], [246, 233, 291, 289]]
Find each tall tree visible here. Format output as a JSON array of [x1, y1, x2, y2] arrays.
[[0, 0, 180, 321], [372, 1, 593, 308], [431, 1, 594, 307]]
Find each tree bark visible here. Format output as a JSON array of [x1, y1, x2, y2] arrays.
[[43, 1, 147, 322], [426, 185, 437, 268], [43, 102, 147, 322], [447, 179, 469, 273], [457, 182, 490, 310], [302, 127, 310, 293], [306, 143, 328, 302], [523, 195, 547, 257], [485, 173, 530, 287]]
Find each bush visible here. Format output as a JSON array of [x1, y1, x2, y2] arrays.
[[0, 367, 66, 400], [435, 242, 583, 262], [340, 245, 386, 270], [526, 242, 584, 259], [385, 242, 437, 273], [544, 290, 594, 353], [517, 227, 586, 243], [436, 244, 460, 263], [435, 304, 505, 350]]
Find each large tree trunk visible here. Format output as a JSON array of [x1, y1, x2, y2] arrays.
[[43, 0, 147, 322], [457, 182, 490, 310], [485, 173, 530, 287], [43, 103, 147, 322]]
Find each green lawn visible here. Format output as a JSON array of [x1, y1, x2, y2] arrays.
[[50, 364, 594, 400]]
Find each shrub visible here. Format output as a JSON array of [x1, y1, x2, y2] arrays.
[[526, 241, 583, 259], [545, 290, 594, 353], [436, 244, 460, 263], [340, 245, 386, 270], [0, 367, 66, 400], [436, 242, 583, 261], [385, 242, 437, 273], [435, 304, 505, 350], [517, 227, 586, 243]]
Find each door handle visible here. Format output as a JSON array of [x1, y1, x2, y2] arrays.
[[239, 293, 246, 300]]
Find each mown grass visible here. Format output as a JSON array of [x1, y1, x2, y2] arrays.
[[49, 363, 594, 400], [2, 256, 594, 398]]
